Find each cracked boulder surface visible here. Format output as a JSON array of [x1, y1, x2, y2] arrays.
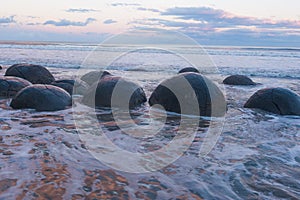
[[10, 84, 71, 111], [5, 63, 55, 84], [0, 76, 32, 98], [244, 87, 300, 115], [223, 75, 256, 86]]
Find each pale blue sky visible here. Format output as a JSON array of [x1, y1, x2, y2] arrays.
[[1, 0, 300, 46]]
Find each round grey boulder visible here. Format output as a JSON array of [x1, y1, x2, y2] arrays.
[[0, 76, 32, 98], [82, 76, 146, 109], [5, 63, 55, 84], [178, 67, 200, 74], [50, 81, 73, 95], [53, 79, 75, 85], [223, 75, 256, 85], [51, 79, 89, 95], [81, 70, 112, 86], [149, 72, 226, 117], [10, 85, 71, 111], [244, 87, 300, 115]]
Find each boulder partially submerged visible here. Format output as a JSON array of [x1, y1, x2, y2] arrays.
[[80, 71, 112, 86], [51, 79, 89, 95], [178, 67, 200, 74], [244, 87, 300, 115], [149, 72, 226, 117], [82, 75, 146, 109], [10, 85, 71, 111], [223, 75, 256, 86], [5, 63, 55, 84], [0, 76, 32, 98]]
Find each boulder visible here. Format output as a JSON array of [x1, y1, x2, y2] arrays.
[[178, 67, 200, 74], [5, 63, 55, 84], [149, 72, 226, 117], [82, 76, 146, 109], [244, 87, 300, 115], [52, 79, 75, 85], [10, 85, 71, 111], [51, 79, 89, 95], [50, 81, 73, 95], [81, 71, 112, 86], [0, 76, 32, 98], [223, 75, 256, 85]]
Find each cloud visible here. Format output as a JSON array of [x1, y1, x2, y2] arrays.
[[137, 7, 160, 13], [0, 16, 16, 24], [65, 8, 100, 13], [43, 18, 96, 27], [27, 16, 40, 19], [133, 7, 300, 36], [27, 22, 42, 26], [131, 18, 216, 34], [129, 7, 300, 46], [161, 7, 300, 29], [133, 18, 206, 28], [111, 3, 140, 7], [103, 19, 117, 24]]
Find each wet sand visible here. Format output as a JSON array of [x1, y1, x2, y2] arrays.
[[0, 66, 300, 199]]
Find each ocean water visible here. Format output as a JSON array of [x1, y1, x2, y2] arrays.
[[0, 42, 300, 79], [0, 42, 299, 199]]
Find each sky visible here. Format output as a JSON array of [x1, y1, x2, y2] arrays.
[[1, 0, 300, 46]]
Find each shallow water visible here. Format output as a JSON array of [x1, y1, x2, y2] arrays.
[[0, 43, 300, 199]]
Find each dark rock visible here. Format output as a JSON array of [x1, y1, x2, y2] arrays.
[[81, 71, 112, 86], [0, 65, 2, 70], [244, 87, 300, 115], [223, 75, 256, 85], [53, 79, 75, 85], [149, 72, 226, 116], [5, 63, 55, 84], [82, 76, 146, 109], [73, 80, 89, 95], [10, 85, 71, 111], [178, 67, 200, 74], [0, 76, 32, 98], [51, 82, 73, 95], [51, 79, 89, 95]]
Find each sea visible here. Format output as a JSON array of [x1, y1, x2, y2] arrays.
[[0, 42, 299, 199]]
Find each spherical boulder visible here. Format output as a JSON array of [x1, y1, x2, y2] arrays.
[[223, 75, 256, 85], [0, 76, 32, 98], [50, 81, 73, 95], [5, 63, 55, 84], [149, 72, 226, 117], [82, 76, 146, 109], [51, 79, 89, 95], [244, 88, 300, 115], [0, 65, 3, 70], [81, 71, 112, 86], [10, 85, 71, 111], [53, 79, 75, 85], [178, 67, 200, 74]]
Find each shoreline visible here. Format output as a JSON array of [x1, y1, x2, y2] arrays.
[[1, 62, 299, 199]]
